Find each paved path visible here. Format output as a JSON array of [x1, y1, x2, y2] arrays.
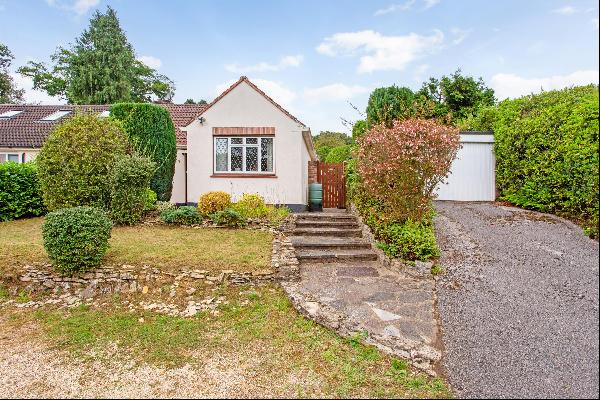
[[434, 201, 599, 398], [282, 211, 442, 373]]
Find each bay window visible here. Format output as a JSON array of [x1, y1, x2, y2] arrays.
[[214, 137, 274, 174]]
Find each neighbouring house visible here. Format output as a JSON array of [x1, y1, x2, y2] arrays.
[[0, 76, 317, 211]]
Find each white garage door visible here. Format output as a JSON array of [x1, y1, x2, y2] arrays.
[[435, 132, 496, 201]]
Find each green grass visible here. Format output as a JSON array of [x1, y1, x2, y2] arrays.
[[0, 284, 8, 300], [0, 217, 272, 276], [6, 285, 451, 398], [431, 264, 444, 276]]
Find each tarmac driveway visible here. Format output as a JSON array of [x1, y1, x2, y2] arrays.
[[434, 201, 599, 399]]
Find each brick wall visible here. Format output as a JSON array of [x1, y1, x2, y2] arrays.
[[308, 161, 318, 184]]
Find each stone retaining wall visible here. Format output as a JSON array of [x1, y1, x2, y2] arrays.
[[15, 232, 299, 297]]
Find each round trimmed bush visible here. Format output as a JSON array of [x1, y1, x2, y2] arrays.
[[109, 154, 155, 225], [233, 193, 268, 219], [210, 208, 247, 228], [42, 206, 112, 275], [160, 206, 202, 225], [197, 191, 231, 215], [37, 113, 129, 211]]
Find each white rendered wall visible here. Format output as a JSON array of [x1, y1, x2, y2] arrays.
[[170, 149, 187, 204], [185, 81, 309, 205]]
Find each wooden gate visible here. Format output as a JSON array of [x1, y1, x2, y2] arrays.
[[317, 162, 346, 208]]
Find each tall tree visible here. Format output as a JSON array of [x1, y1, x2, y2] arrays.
[[417, 69, 496, 122], [0, 43, 24, 104], [18, 7, 174, 104]]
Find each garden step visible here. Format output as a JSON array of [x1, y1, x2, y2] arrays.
[[295, 220, 359, 229], [296, 249, 378, 263], [292, 227, 363, 237], [295, 213, 355, 222], [290, 237, 372, 250]]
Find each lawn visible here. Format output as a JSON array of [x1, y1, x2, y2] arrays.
[[0, 217, 272, 277], [0, 284, 451, 398]]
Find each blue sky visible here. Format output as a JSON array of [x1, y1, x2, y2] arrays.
[[1, 0, 598, 133]]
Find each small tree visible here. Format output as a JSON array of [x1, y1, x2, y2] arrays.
[[366, 85, 415, 127], [356, 119, 460, 222], [37, 113, 129, 211], [110, 103, 177, 201]]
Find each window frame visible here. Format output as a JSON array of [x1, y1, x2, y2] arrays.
[[0, 152, 23, 164], [213, 136, 275, 175]]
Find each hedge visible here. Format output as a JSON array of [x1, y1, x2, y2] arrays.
[[36, 113, 129, 211], [110, 103, 177, 201], [324, 145, 353, 163], [109, 154, 156, 225], [494, 85, 599, 236], [0, 161, 45, 221]]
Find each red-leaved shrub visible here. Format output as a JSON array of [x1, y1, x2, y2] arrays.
[[356, 119, 460, 222]]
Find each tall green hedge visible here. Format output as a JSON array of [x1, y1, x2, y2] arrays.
[[0, 162, 45, 221], [494, 85, 599, 236], [37, 113, 129, 211], [110, 103, 177, 201]]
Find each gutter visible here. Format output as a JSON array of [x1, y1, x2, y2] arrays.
[[302, 129, 318, 161]]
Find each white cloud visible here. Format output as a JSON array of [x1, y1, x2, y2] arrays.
[[225, 55, 303, 73], [423, 0, 440, 9], [490, 70, 599, 100], [593, 18, 599, 29], [72, 0, 100, 15], [10, 73, 64, 105], [374, 0, 439, 15], [413, 63, 430, 82], [316, 29, 444, 73], [552, 5, 577, 15], [215, 78, 297, 109], [374, 0, 415, 16], [45, 0, 99, 15], [450, 27, 471, 45], [303, 83, 369, 104], [137, 55, 162, 69]]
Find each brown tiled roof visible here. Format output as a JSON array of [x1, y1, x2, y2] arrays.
[[0, 103, 206, 148], [200, 76, 306, 127]]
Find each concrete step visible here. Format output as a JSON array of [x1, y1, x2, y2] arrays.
[[290, 236, 372, 250], [292, 227, 363, 237], [295, 220, 359, 229], [296, 249, 379, 263], [296, 213, 355, 222]]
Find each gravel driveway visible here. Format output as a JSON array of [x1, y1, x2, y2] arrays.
[[434, 201, 599, 399]]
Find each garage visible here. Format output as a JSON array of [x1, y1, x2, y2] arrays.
[[435, 132, 496, 201]]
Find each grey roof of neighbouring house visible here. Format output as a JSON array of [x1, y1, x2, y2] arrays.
[[0, 103, 207, 148]]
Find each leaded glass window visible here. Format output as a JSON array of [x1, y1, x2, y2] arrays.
[[261, 138, 273, 172], [231, 146, 243, 171], [215, 138, 228, 171], [213, 136, 274, 174]]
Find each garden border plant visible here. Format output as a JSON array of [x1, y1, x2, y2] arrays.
[[352, 118, 460, 261]]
